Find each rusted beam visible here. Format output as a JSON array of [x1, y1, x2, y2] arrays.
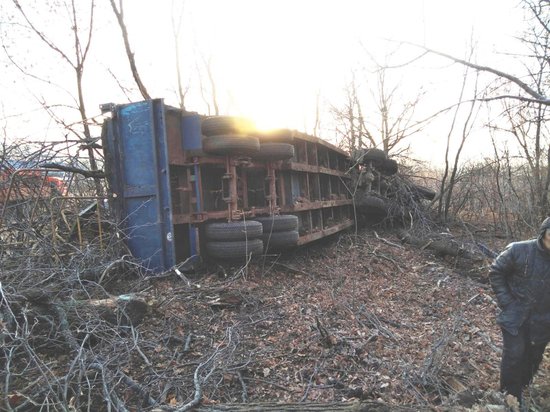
[[280, 162, 350, 177], [297, 219, 354, 245], [280, 199, 352, 213]]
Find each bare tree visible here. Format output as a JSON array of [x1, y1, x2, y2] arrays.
[[373, 66, 425, 154], [442, 76, 480, 222], [332, 65, 427, 157], [435, 46, 481, 223], [9, 0, 103, 195], [476, 0, 550, 223], [201, 54, 220, 116], [109, 0, 152, 101], [313, 89, 321, 137], [392, 0, 550, 227], [332, 74, 374, 153], [493, 99, 550, 222], [404, 2, 550, 106], [171, 0, 189, 111]]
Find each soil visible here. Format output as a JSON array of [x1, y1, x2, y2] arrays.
[[107, 227, 550, 410]]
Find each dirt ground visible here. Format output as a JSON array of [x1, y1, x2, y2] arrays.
[[6, 224, 550, 411], [104, 227, 550, 411]]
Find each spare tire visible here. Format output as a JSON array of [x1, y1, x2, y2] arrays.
[[202, 116, 255, 136], [254, 214, 299, 233], [262, 230, 299, 250], [251, 143, 295, 161], [205, 239, 264, 259], [379, 158, 398, 176], [202, 135, 260, 156], [204, 220, 263, 241]]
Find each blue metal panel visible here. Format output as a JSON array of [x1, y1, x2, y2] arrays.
[[110, 100, 175, 272], [181, 114, 202, 151]]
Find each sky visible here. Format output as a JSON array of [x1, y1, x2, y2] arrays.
[[0, 0, 527, 164]]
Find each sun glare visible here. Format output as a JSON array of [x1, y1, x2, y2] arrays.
[[251, 115, 285, 133]]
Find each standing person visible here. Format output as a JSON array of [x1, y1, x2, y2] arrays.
[[489, 217, 550, 403]]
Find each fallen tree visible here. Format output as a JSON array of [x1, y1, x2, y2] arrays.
[[395, 229, 476, 260]]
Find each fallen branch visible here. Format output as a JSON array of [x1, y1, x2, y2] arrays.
[[374, 231, 404, 249], [40, 162, 105, 179], [273, 262, 311, 277], [236, 371, 248, 403]]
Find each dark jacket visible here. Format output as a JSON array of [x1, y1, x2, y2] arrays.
[[489, 219, 550, 343]]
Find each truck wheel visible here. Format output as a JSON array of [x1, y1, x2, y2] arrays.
[[204, 220, 263, 241], [380, 158, 398, 176], [201, 116, 255, 136], [252, 143, 295, 161], [205, 239, 264, 259], [355, 194, 388, 214], [202, 135, 260, 156], [361, 148, 387, 162], [254, 214, 299, 232], [262, 230, 299, 250]]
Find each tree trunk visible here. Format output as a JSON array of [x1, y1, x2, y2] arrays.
[[109, 0, 151, 100], [396, 229, 475, 260]]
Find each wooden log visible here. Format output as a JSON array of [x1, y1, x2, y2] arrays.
[[396, 229, 475, 260], [18, 292, 149, 326], [190, 401, 426, 411], [83, 294, 149, 326]]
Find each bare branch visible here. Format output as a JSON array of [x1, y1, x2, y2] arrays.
[[404, 41, 550, 103], [108, 0, 152, 100], [11, 0, 74, 68]]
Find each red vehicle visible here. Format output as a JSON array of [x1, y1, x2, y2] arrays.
[[0, 161, 65, 205]]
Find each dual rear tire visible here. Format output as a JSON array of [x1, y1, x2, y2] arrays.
[[203, 215, 300, 258], [204, 220, 263, 259], [255, 214, 299, 251]]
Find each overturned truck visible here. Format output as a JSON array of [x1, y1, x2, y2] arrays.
[[101, 99, 403, 273]]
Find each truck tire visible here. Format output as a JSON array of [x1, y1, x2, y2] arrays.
[[380, 158, 398, 176], [262, 230, 299, 250], [201, 116, 255, 136], [202, 135, 260, 156], [205, 239, 264, 259], [254, 214, 299, 233], [251, 143, 295, 161], [361, 148, 387, 162], [204, 221, 263, 241], [355, 194, 388, 214]]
